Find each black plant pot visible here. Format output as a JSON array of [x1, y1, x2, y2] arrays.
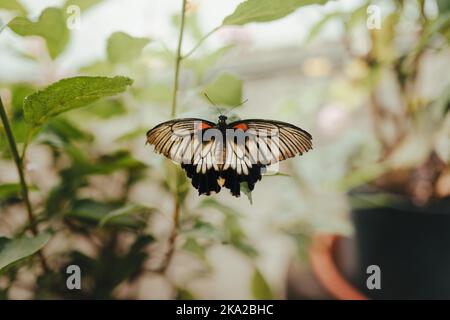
[[351, 196, 450, 299]]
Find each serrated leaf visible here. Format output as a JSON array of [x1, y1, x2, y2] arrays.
[[203, 72, 242, 106], [23, 76, 133, 128], [222, 0, 327, 26], [0, 232, 51, 272], [0, 0, 27, 15], [251, 267, 274, 300], [107, 32, 150, 64], [8, 7, 69, 59]]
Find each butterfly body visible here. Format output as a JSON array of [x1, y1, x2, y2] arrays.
[[147, 115, 312, 197]]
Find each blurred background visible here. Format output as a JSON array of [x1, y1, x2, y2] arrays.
[[0, 0, 449, 299]]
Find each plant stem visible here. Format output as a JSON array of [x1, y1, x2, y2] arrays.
[[182, 26, 221, 60], [170, 0, 188, 118], [0, 96, 37, 235], [0, 95, 49, 272]]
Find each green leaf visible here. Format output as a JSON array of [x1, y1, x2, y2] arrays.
[[99, 204, 154, 227], [200, 198, 242, 217], [82, 99, 127, 119], [348, 192, 404, 210], [0, 232, 51, 272], [240, 182, 253, 205], [8, 7, 69, 59], [23, 76, 133, 128], [182, 237, 208, 262], [44, 117, 94, 144], [437, 0, 450, 14], [200, 199, 257, 257], [107, 32, 150, 64], [203, 72, 242, 106], [79, 60, 113, 76], [251, 267, 274, 299], [0, 184, 21, 206], [184, 46, 232, 81], [264, 172, 291, 177], [0, 183, 35, 206], [136, 83, 172, 104], [66, 200, 148, 230], [182, 218, 224, 241], [115, 127, 147, 142], [0, 0, 27, 15], [222, 0, 327, 26]]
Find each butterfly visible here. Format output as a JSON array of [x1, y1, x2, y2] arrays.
[[146, 115, 312, 197]]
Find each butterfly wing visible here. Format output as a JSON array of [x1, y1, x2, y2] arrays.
[[218, 119, 312, 196], [147, 118, 223, 195], [146, 118, 216, 163]]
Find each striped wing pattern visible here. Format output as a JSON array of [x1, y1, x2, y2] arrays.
[[147, 118, 312, 197], [230, 119, 313, 164]]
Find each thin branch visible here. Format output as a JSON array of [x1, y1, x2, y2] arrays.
[[170, 0, 188, 118], [0, 95, 49, 271], [158, 0, 187, 274], [182, 26, 221, 60]]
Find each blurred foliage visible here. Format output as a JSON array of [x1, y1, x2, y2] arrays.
[[24, 76, 133, 128], [0, 0, 449, 300], [8, 7, 69, 59], [251, 267, 274, 299], [0, 0, 27, 15], [222, 0, 327, 25], [107, 32, 150, 65]]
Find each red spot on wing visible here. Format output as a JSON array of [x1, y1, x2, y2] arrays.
[[198, 122, 213, 130], [233, 123, 249, 131]]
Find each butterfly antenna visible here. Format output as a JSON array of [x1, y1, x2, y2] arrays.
[[223, 98, 248, 117], [203, 92, 223, 115]]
